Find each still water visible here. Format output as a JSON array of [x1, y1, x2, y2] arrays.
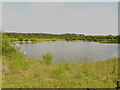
[[16, 41, 119, 62]]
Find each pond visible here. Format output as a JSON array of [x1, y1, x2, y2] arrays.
[[16, 41, 119, 62]]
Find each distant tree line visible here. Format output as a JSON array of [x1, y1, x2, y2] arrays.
[[3, 32, 120, 43]]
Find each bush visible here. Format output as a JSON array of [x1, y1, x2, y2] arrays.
[[2, 37, 16, 55], [10, 38, 18, 42], [42, 52, 53, 64], [9, 53, 29, 71], [18, 37, 24, 41], [30, 38, 36, 41], [24, 38, 29, 41]]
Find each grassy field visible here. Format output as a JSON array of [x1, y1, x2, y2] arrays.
[[2, 52, 119, 88]]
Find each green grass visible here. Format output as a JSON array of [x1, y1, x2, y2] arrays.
[[42, 52, 53, 64], [0, 55, 2, 89], [2, 53, 119, 88]]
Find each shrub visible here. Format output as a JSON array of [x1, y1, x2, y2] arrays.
[[51, 39, 56, 41], [18, 37, 24, 41], [24, 38, 29, 41], [30, 38, 36, 41], [42, 52, 53, 64], [10, 38, 18, 42], [2, 37, 16, 55]]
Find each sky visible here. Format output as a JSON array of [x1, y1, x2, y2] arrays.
[[1, 2, 118, 35]]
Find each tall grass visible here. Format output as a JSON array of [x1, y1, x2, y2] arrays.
[[2, 57, 119, 88], [9, 53, 29, 71], [42, 52, 53, 64]]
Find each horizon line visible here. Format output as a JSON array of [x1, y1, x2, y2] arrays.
[[3, 31, 119, 36]]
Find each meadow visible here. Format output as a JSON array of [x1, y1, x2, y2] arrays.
[[2, 33, 119, 88]]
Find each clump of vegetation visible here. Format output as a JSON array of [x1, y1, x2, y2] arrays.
[[42, 52, 53, 64], [30, 38, 37, 41], [24, 38, 29, 41], [2, 33, 29, 72], [10, 38, 18, 42], [2, 39, 16, 54], [2, 34, 17, 55], [9, 52, 29, 71], [18, 37, 24, 41]]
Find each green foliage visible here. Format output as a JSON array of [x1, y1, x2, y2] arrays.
[[30, 38, 37, 41], [10, 38, 18, 42], [4, 32, 119, 43], [42, 52, 53, 64], [24, 38, 29, 41], [118, 35, 120, 43], [18, 37, 24, 41], [2, 34, 16, 55], [2, 33, 29, 72], [9, 52, 29, 71]]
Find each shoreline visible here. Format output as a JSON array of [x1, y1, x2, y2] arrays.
[[10, 39, 119, 44]]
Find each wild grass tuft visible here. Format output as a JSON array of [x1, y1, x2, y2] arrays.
[[42, 52, 53, 64]]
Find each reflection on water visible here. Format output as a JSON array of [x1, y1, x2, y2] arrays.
[[16, 41, 119, 62]]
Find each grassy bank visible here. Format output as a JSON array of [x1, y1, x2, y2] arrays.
[[2, 52, 119, 88]]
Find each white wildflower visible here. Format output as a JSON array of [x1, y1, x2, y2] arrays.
[[23, 52, 26, 54]]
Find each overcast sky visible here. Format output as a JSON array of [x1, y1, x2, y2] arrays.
[[2, 2, 118, 35]]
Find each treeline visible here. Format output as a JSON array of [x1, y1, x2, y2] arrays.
[[4, 32, 120, 43]]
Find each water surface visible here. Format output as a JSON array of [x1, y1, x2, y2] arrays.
[[16, 41, 119, 62]]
